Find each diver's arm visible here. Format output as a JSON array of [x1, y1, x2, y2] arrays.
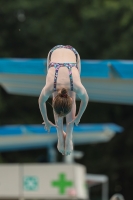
[[75, 84, 89, 119], [38, 85, 52, 122], [38, 86, 57, 132], [68, 84, 89, 126]]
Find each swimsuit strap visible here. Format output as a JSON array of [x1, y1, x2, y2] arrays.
[[65, 63, 75, 91], [49, 45, 78, 63], [48, 45, 79, 92], [49, 62, 77, 91], [53, 63, 61, 92]]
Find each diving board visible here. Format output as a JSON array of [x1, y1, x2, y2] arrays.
[[0, 59, 133, 104], [0, 123, 123, 152]]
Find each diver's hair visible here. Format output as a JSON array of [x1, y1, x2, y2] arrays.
[[52, 88, 73, 117]]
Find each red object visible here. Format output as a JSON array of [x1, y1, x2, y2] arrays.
[[68, 188, 77, 197]]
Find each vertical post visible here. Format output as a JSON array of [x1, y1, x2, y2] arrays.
[[19, 164, 24, 200], [63, 150, 84, 163], [102, 181, 109, 200], [47, 145, 57, 162], [63, 152, 74, 163]]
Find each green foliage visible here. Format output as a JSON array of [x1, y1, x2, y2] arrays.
[[1, 0, 133, 58]]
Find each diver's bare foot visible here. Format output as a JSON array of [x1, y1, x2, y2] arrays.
[[57, 138, 65, 155], [65, 139, 73, 156], [57, 131, 66, 155]]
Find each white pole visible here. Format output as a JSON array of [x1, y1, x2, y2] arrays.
[[63, 151, 74, 163], [47, 145, 57, 162], [102, 181, 109, 200]]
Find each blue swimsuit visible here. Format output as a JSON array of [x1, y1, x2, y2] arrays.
[[48, 45, 79, 92]]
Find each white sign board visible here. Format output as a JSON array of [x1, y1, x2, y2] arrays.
[[0, 165, 20, 198], [0, 164, 88, 200], [22, 164, 88, 199]]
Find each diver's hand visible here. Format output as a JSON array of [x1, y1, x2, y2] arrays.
[[67, 116, 80, 126], [42, 120, 58, 132]]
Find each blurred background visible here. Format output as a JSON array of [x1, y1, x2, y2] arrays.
[[0, 0, 133, 200]]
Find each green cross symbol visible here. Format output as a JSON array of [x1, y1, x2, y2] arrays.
[[24, 176, 38, 191], [51, 173, 73, 195]]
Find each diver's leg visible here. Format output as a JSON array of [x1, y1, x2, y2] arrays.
[[65, 92, 76, 156], [52, 94, 65, 155]]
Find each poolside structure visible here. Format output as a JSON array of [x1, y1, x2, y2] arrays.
[[0, 59, 133, 104], [0, 123, 123, 162], [0, 122, 122, 200], [0, 58, 128, 200]]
